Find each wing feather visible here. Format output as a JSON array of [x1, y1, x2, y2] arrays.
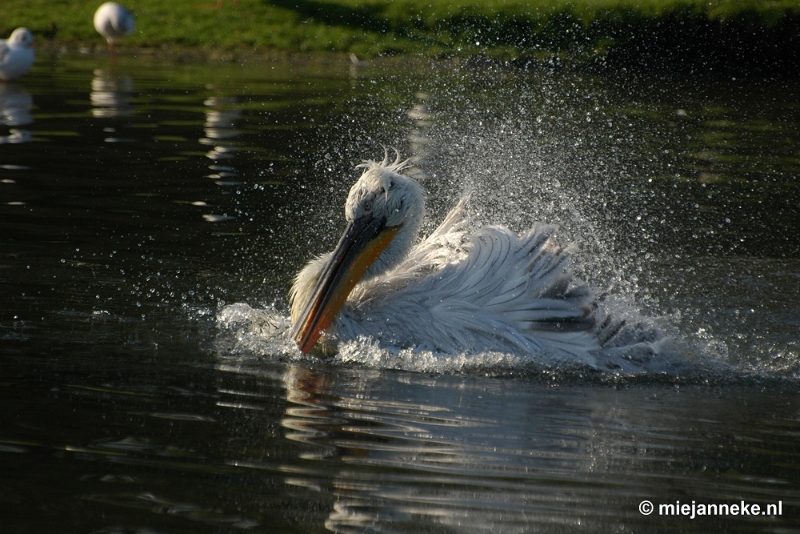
[[337, 198, 600, 356]]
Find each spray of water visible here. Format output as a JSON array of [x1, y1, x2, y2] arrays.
[[215, 61, 796, 381]]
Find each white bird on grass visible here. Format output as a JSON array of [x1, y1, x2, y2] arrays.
[[93, 2, 135, 57], [0, 28, 35, 81], [290, 151, 621, 357]]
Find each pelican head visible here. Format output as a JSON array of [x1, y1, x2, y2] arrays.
[[290, 151, 425, 353]]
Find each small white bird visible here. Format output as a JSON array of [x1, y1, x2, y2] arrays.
[[290, 151, 618, 358], [93, 2, 135, 56], [0, 28, 35, 81]]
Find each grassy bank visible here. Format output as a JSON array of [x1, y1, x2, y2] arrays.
[[3, 0, 800, 72]]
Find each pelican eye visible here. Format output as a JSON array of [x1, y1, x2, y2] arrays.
[[363, 199, 373, 212]]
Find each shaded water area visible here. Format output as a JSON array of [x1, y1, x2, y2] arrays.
[[1, 52, 799, 532]]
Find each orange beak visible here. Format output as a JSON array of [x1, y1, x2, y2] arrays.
[[291, 214, 400, 353]]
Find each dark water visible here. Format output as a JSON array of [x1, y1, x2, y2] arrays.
[[1, 53, 799, 533]]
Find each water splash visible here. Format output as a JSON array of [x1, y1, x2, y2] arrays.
[[215, 63, 798, 382], [214, 301, 721, 381]]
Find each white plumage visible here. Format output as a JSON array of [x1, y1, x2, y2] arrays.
[[0, 28, 35, 81], [290, 152, 609, 357], [93, 2, 135, 54]]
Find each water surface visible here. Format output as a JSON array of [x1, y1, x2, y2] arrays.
[[1, 53, 798, 533]]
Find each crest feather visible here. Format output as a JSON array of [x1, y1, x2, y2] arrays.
[[356, 147, 411, 175]]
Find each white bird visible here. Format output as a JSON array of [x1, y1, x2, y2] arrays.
[[93, 2, 135, 56], [0, 28, 35, 81], [290, 151, 617, 357]]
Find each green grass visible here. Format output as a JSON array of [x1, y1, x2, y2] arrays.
[[3, 0, 800, 70]]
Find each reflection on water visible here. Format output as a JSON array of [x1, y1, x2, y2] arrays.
[[274, 363, 800, 533], [0, 83, 33, 126], [0, 127, 31, 144], [0, 54, 798, 534], [201, 93, 244, 225], [90, 69, 133, 118], [202, 95, 242, 181], [0, 82, 33, 144], [405, 92, 432, 182]]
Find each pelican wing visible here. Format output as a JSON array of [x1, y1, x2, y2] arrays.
[[336, 201, 600, 356]]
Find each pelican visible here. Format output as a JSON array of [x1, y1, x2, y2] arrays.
[[93, 2, 135, 56], [290, 151, 616, 357], [0, 28, 35, 81]]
